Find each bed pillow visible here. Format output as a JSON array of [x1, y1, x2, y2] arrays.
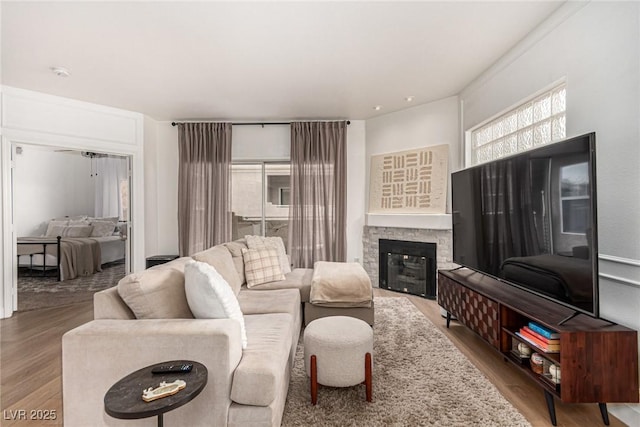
[[242, 247, 285, 287], [245, 235, 291, 274], [184, 260, 247, 349], [89, 216, 119, 225], [90, 220, 117, 237], [117, 268, 193, 319], [46, 225, 93, 238], [45, 220, 69, 236]]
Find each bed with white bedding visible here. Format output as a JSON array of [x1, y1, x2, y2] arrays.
[[17, 217, 127, 281]]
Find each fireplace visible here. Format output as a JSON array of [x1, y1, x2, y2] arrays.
[[379, 239, 437, 299]]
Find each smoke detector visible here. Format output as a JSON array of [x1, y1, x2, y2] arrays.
[[51, 67, 71, 77]]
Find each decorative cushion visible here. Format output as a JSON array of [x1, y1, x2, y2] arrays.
[[68, 219, 91, 226], [245, 235, 291, 274], [223, 240, 248, 284], [242, 247, 285, 288], [88, 216, 119, 224], [117, 268, 193, 319], [46, 225, 94, 238], [45, 220, 69, 235], [90, 220, 117, 237], [149, 256, 193, 274], [192, 245, 242, 296], [184, 260, 247, 349]]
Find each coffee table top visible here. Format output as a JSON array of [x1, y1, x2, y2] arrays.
[[104, 360, 207, 420]]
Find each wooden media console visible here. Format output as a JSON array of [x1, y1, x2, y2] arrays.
[[438, 268, 639, 426]]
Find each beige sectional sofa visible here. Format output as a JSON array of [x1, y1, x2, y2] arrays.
[[62, 239, 312, 427]]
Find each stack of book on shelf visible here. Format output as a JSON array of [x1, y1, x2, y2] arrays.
[[516, 322, 560, 353]]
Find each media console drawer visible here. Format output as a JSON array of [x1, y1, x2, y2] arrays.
[[438, 274, 499, 349]]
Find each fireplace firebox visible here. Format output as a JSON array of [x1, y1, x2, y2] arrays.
[[379, 239, 436, 299]]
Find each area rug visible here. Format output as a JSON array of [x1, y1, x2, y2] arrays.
[[282, 297, 530, 427], [17, 260, 125, 312]]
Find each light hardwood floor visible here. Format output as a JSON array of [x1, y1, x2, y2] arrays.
[[0, 290, 628, 426]]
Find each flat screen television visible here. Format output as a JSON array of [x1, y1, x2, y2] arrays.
[[452, 132, 599, 317]]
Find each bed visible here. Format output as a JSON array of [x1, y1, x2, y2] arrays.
[[17, 217, 127, 281]]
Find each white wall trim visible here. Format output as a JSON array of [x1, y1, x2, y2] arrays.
[[0, 86, 145, 318], [2, 86, 139, 146], [599, 273, 640, 289], [598, 253, 640, 289], [599, 254, 640, 267], [366, 213, 452, 230], [460, 1, 588, 99], [1, 136, 13, 319]]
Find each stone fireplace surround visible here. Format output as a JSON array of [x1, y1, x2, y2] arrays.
[[362, 225, 454, 288]]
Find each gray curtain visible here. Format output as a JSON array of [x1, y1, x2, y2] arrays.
[[177, 122, 232, 256], [289, 121, 347, 268]]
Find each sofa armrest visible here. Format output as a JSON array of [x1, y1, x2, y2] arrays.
[[62, 319, 243, 427]]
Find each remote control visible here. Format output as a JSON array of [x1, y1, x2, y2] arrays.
[[151, 363, 193, 374]]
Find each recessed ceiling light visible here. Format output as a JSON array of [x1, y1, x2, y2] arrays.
[[405, 96, 414, 102], [374, 105, 382, 111], [51, 66, 71, 77]]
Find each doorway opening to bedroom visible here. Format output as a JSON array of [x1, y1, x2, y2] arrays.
[[13, 144, 131, 312]]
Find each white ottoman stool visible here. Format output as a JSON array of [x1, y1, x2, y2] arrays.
[[303, 316, 373, 405]]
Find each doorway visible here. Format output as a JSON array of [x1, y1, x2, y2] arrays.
[[12, 143, 132, 312]]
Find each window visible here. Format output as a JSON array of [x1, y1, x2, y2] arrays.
[[231, 163, 290, 248], [468, 83, 566, 166], [267, 175, 290, 206], [560, 162, 589, 234]]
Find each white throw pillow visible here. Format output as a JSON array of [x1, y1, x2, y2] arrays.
[[242, 247, 285, 287], [184, 260, 247, 349], [245, 235, 291, 274]]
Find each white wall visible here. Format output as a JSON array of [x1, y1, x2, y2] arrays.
[[346, 120, 366, 263], [143, 116, 160, 256], [459, 2, 640, 420], [14, 146, 95, 236], [233, 125, 290, 161], [143, 120, 179, 256], [145, 121, 367, 263], [364, 96, 460, 227]]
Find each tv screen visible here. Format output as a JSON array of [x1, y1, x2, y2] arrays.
[[452, 132, 598, 317]]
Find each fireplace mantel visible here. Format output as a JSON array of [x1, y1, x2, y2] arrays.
[[366, 213, 451, 230]]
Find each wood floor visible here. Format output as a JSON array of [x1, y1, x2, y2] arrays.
[[0, 289, 629, 426]]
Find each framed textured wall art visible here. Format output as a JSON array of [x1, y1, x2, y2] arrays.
[[369, 144, 449, 214]]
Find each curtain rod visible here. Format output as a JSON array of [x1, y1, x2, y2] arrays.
[[171, 121, 350, 127]]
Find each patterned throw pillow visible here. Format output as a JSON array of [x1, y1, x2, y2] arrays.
[[245, 235, 291, 275], [242, 247, 285, 287]]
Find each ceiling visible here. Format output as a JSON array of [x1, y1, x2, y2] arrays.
[[2, 1, 564, 121]]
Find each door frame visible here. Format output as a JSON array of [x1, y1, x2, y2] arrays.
[[1, 86, 146, 318]]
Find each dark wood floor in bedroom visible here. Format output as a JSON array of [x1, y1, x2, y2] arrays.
[[0, 289, 629, 426]]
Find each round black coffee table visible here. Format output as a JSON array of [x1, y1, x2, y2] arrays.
[[104, 360, 207, 427]]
